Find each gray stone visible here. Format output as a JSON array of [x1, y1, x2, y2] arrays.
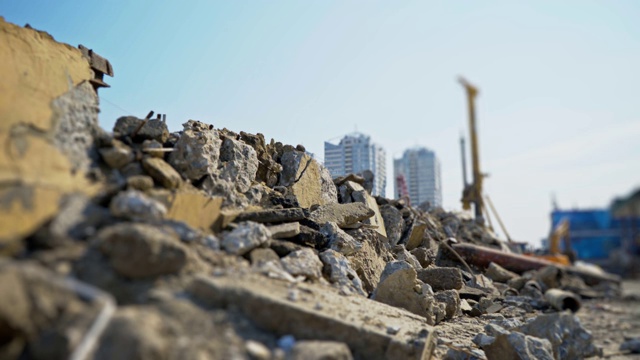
[[126, 175, 154, 191], [287, 340, 353, 360], [417, 267, 464, 291], [267, 222, 301, 239], [114, 116, 170, 143], [188, 273, 435, 360], [348, 183, 387, 237], [168, 120, 222, 181], [319, 250, 367, 296], [97, 223, 187, 278], [142, 156, 182, 189], [99, 139, 134, 169], [141, 139, 164, 158], [483, 332, 554, 360], [219, 137, 259, 193], [380, 205, 404, 246], [221, 221, 271, 256], [281, 248, 323, 280], [517, 312, 599, 359], [308, 202, 374, 228], [321, 222, 362, 256], [109, 190, 167, 222], [434, 290, 461, 320], [372, 261, 435, 322]]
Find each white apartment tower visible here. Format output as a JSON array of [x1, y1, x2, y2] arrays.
[[394, 147, 442, 207], [324, 133, 387, 197]]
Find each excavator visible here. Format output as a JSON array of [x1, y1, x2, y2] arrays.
[[458, 77, 574, 265]]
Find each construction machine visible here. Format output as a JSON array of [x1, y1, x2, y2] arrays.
[[536, 218, 574, 265]]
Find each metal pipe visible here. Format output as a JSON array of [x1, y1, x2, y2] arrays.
[[545, 288, 581, 312]]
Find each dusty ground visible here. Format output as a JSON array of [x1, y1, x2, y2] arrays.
[[579, 280, 640, 359]]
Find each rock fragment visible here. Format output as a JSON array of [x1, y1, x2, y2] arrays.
[[321, 222, 362, 256], [97, 223, 187, 278], [434, 290, 461, 320], [221, 221, 271, 256], [417, 267, 464, 291], [114, 116, 170, 143], [380, 204, 404, 246], [483, 331, 554, 360], [267, 222, 301, 239], [287, 340, 353, 360], [219, 137, 259, 193], [281, 248, 323, 280], [235, 208, 308, 224], [99, 139, 134, 169], [319, 250, 367, 296], [372, 261, 435, 322], [308, 202, 374, 228], [109, 190, 167, 222], [168, 120, 221, 181], [485, 262, 518, 283], [142, 156, 182, 189]]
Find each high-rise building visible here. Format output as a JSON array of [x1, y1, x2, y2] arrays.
[[394, 147, 442, 207], [324, 132, 387, 197]]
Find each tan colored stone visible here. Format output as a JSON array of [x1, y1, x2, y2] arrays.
[[142, 157, 182, 189], [165, 190, 223, 233]]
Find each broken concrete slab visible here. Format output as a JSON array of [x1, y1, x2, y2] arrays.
[[235, 208, 309, 224], [307, 202, 374, 228], [99, 139, 134, 169], [164, 190, 223, 233], [485, 262, 518, 283], [188, 273, 436, 360]]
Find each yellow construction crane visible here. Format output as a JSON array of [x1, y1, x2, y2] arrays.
[[459, 77, 485, 225]]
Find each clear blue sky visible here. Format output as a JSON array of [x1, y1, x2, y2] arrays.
[[3, 1, 639, 246]]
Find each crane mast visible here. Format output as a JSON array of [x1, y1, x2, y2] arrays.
[[459, 77, 485, 225]]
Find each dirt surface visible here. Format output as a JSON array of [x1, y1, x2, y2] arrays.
[[579, 280, 640, 359]]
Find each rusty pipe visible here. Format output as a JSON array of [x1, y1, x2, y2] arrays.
[[545, 289, 581, 313]]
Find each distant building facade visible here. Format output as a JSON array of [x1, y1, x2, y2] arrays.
[[324, 133, 386, 197], [393, 147, 442, 207]]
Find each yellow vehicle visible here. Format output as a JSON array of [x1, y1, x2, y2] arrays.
[[537, 219, 574, 266]]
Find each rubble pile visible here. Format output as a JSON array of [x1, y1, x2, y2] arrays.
[[0, 18, 634, 360]]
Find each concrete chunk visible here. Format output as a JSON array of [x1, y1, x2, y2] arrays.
[[267, 222, 301, 239], [308, 203, 374, 228], [188, 273, 436, 360]]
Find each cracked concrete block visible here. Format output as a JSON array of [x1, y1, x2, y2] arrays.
[[308, 203, 374, 228], [219, 137, 258, 193], [320, 249, 367, 297], [281, 248, 323, 280], [279, 150, 336, 208], [142, 156, 182, 189], [221, 221, 271, 256]]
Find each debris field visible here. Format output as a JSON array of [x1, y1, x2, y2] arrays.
[[1, 17, 639, 360]]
